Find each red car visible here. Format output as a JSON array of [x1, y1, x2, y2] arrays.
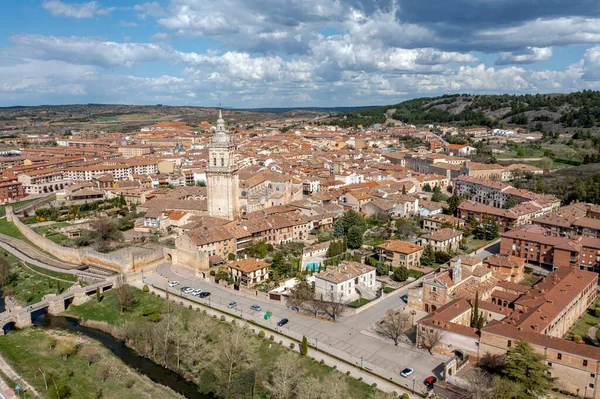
[[424, 376, 437, 390]]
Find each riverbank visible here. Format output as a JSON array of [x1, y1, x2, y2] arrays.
[[65, 287, 385, 399], [0, 327, 184, 399]]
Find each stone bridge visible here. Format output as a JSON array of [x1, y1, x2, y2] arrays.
[[0, 279, 115, 333]]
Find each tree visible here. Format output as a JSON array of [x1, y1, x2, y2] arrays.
[[115, 274, 134, 313], [444, 194, 463, 215], [301, 336, 308, 355], [325, 295, 347, 321], [376, 262, 390, 276], [346, 225, 363, 249], [211, 326, 257, 398], [86, 217, 123, 252], [395, 219, 419, 240], [296, 375, 325, 399], [320, 373, 349, 399], [80, 346, 101, 367], [474, 218, 499, 240], [393, 267, 408, 282], [375, 309, 411, 346], [503, 197, 522, 209], [307, 298, 325, 318], [55, 337, 78, 361], [267, 352, 304, 399], [402, 185, 407, 195], [420, 327, 444, 354], [431, 186, 445, 202], [332, 219, 345, 238], [286, 277, 313, 311], [339, 210, 366, 236], [503, 340, 554, 398], [421, 244, 435, 266], [434, 251, 452, 264], [423, 183, 432, 192], [0, 257, 13, 287]]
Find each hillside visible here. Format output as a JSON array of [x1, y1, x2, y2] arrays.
[[330, 91, 600, 131]]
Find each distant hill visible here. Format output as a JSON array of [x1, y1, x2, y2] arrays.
[[330, 91, 600, 131]]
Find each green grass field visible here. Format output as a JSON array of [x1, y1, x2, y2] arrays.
[[566, 300, 600, 345], [1, 251, 75, 304], [0, 329, 183, 399]]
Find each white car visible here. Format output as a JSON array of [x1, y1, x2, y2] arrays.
[[168, 281, 180, 287], [400, 368, 414, 378], [192, 289, 203, 296], [184, 287, 194, 294]]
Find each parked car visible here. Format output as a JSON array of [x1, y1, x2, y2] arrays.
[[424, 376, 437, 390], [228, 301, 237, 309], [192, 288, 203, 295], [180, 286, 189, 293], [400, 368, 414, 378], [184, 287, 194, 294], [250, 304, 262, 311], [199, 292, 211, 298], [277, 318, 289, 327], [168, 281, 180, 287]]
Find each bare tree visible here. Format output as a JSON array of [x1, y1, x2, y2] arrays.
[[99, 366, 110, 382], [212, 326, 257, 399], [321, 373, 348, 399], [80, 346, 101, 367], [463, 368, 493, 399], [375, 309, 411, 346], [369, 391, 398, 399], [325, 294, 347, 321], [420, 327, 445, 354], [306, 298, 325, 318], [115, 274, 134, 313], [286, 278, 313, 312], [266, 352, 304, 399], [296, 375, 325, 399]]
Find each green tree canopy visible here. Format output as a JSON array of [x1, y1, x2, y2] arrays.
[[503, 339, 554, 398]]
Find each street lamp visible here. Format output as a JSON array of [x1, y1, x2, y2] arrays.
[[412, 377, 415, 392], [315, 337, 318, 352], [360, 356, 363, 370]]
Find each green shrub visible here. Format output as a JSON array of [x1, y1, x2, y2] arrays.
[[320, 359, 324, 365], [289, 343, 295, 350], [301, 336, 308, 356], [148, 313, 161, 322], [258, 330, 266, 339], [371, 383, 377, 388], [572, 334, 583, 343], [401, 394, 409, 399], [346, 371, 350, 376], [358, 377, 363, 382], [594, 307, 600, 317], [220, 315, 226, 321], [142, 284, 149, 292], [269, 335, 275, 341]]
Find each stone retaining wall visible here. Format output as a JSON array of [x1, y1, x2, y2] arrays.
[[6, 206, 164, 273]]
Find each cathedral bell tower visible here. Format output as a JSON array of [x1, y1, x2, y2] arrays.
[[206, 110, 240, 220]]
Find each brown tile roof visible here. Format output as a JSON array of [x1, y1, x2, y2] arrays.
[[377, 240, 424, 254], [314, 261, 375, 284], [228, 258, 269, 273], [421, 228, 463, 242]]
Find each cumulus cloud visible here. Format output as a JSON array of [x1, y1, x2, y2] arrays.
[[583, 45, 600, 80], [42, 1, 114, 18], [496, 47, 553, 65], [10, 35, 167, 69]]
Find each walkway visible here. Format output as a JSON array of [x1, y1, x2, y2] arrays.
[[0, 353, 39, 399], [0, 233, 104, 280]]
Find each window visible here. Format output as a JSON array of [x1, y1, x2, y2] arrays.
[[432, 286, 437, 292], [584, 360, 588, 366], [591, 373, 595, 378], [507, 340, 512, 347], [590, 383, 595, 389], [221, 157, 224, 166], [557, 353, 562, 360], [548, 362, 552, 366]]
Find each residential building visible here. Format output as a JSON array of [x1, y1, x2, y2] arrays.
[[377, 240, 424, 269], [420, 228, 463, 253], [228, 258, 270, 287], [314, 261, 377, 302]]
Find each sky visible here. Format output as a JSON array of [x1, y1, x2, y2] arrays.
[[1, 0, 600, 108]]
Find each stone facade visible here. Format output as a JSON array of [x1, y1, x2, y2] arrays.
[[207, 110, 240, 220]]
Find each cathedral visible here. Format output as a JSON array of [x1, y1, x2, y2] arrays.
[[206, 110, 240, 220]]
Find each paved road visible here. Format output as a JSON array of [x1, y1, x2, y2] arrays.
[[144, 263, 446, 392]]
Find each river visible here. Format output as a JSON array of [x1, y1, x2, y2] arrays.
[[31, 311, 214, 399]]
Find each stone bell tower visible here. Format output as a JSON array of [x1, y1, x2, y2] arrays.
[[206, 110, 240, 220]]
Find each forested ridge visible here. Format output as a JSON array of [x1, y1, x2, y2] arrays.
[[330, 91, 600, 129]]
